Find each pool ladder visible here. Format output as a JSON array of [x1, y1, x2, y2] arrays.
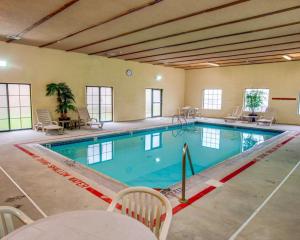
[[172, 114, 187, 126], [180, 143, 195, 203]]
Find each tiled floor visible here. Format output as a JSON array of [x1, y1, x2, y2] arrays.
[[0, 117, 299, 239]]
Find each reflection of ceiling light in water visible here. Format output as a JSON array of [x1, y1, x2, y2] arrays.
[[155, 157, 160, 162], [282, 55, 292, 61]]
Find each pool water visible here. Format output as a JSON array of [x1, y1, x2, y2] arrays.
[[47, 123, 280, 188]]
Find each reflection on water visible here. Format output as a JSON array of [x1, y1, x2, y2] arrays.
[[242, 133, 264, 152], [202, 128, 220, 149], [145, 132, 162, 151], [87, 141, 113, 164]]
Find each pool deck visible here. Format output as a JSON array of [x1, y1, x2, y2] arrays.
[[0, 117, 299, 239]]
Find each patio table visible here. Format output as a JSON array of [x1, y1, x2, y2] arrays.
[[2, 210, 157, 240]]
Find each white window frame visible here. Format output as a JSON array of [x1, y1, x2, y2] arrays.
[[243, 88, 269, 113], [86, 86, 113, 122], [202, 89, 222, 110]]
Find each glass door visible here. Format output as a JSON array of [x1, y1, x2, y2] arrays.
[[0, 83, 32, 131], [145, 88, 162, 118]]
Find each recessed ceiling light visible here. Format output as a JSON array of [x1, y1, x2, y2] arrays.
[[155, 157, 160, 163], [206, 62, 220, 67], [282, 55, 292, 60], [6, 35, 21, 40], [0, 60, 7, 67]]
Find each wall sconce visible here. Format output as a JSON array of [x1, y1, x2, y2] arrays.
[[155, 75, 162, 81]]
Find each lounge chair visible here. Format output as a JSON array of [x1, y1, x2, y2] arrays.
[[107, 187, 172, 240], [257, 107, 275, 126], [0, 206, 34, 238], [224, 106, 242, 122], [77, 107, 104, 128], [35, 109, 64, 134]]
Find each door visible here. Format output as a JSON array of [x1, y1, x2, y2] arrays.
[[0, 83, 32, 131], [145, 88, 162, 118]]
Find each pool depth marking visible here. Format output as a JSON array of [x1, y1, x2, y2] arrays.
[[14, 131, 299, 215], [14, 144, 112, 204]]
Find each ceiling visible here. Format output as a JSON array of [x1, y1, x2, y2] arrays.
[[1, 0, 300, 69]]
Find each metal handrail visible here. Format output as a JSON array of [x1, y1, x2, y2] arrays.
[[180, 143, 195, 203]]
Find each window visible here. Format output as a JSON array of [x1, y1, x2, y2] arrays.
[[203, 89, 222, 110], [86, 86, 113, 122], [244, 89, 269, 112], [0, 83, 32, 131], [145, 89, 162, 118], [202, 128, 220, 149], [145, 132, 162, 151], [87, 141, 113, 164]]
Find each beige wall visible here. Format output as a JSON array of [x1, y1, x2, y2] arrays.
[[185, 62, 300, 125], [0, 41, 185, 123], [1, 41, 300, 126]]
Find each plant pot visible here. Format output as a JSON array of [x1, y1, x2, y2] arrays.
[[59, 117, 70, 121], [248, 113, 258, 122]]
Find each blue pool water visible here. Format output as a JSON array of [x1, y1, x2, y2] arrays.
[[47, 123, 281, 188]]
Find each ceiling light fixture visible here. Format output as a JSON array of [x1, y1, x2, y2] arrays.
[[282, 55, 292, 61], [0, 60, 7, 67], [206, 62, 220, 67]]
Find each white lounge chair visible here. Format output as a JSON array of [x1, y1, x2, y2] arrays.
[[224, 106, 242, 122], [77, 107, 104, 128], [0, 206, 34, 238], [35, 109, 64, 134], [107, 187, 172, 240], [257, 107, 275, 126]]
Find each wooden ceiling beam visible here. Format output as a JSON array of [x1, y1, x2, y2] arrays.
[[160, 46, 300, 66], [39, 0, 163, 48], [6, 0, 79, 43], [183, 58, 300, 69], [66, 0, 249, 51], [140, 37, 300, 64], [90, 4, 300, 55], [171, 53, 296, 67], [121, 21, 300, 60]]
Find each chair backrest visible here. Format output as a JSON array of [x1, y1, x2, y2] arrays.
[[232, 106, 241, 116], [36, 109, 53, 126], [263, 107, 275, 120], [77, 107, 91, 122], [0, 206, 34, 238], [107, 187, 172, 240]]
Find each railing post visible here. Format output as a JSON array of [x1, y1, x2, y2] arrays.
[[180, 143, 188, 203], [180, 143, 195, 203]]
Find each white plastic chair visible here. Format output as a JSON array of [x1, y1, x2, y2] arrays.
[[107, 187, 172, 240], [224, 106, 242, 122], [77, 108, 104, 128], [35, 109, 64, 134], [257, 107, 276, 126], [0, 206, 34, 238]]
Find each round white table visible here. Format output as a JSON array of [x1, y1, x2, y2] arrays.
[[3, 210, 157, 240]]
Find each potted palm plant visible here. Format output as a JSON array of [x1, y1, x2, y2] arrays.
[[46, 83, 76, 120], [245, 90, 263, 122]]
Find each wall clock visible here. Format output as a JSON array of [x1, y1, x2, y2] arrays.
[[126, 69, 133, 77]]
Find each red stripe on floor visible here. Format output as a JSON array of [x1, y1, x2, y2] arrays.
[[220, 160, 257, 183]]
